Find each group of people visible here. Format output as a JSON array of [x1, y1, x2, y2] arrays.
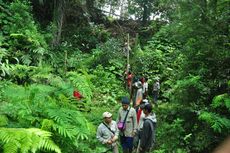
[[97, 97, 157, 153], [126, 71, 160, 107], [96, 68, 160, 153]]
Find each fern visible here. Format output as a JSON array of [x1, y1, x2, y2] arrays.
[[199, 112, 230, 133], [0, 82, 92, 152], [67, 71, 93, 103], [46, 107, 90, 140], [212, 94, 230, 111], [0, 128, 61, 153]]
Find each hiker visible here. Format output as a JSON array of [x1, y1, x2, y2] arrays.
[[97, 112, 119, 153], [133, 99, 149, 152], [142, 77, 148, 99], [126, 71, 133, 91], [132, 78, 143, 108], [139, 103, 157, 153], [117, 97, 137, 153], [152, 78, 160, 105]]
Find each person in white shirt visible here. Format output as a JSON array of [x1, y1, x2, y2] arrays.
[[142, 77, 148, 99]]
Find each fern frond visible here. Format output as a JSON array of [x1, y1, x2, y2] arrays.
[[52, 123, 75, 139], [224, 97, 230, 111], [212, 93, 230, 111], [199, 112, 230, 133], [0, 128, 61, 153], [212, 94, 225, 108], [33, 47, 45, 55], [21, 54, 32, 65]]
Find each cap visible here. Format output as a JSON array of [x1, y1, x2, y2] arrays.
[[121, 97, 130, 104], [103, 112, 112, 118], [140, 99, 149, 109]]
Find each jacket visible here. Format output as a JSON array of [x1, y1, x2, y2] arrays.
[[140, 113, 157, 150]]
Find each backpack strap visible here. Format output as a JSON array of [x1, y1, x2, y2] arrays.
[[123, 106, 131, 123], [102, 122, 115, 135]]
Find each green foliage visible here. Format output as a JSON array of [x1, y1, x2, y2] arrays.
[[212, 94, 230, 111], [0, 127, 61, 153], [1, 0, 229, 152], [63, 24, 110, 52], [199, 92, 230, 133], [91, 65, 126, 105], [0, 0, 47, 67], [0, 82, 93, 152], [67, 70, 93, 103], [199, 112, 230, 133], [171, 75, 209, 105], [0, 115, 8, 127], [89, 38, 125, 67]]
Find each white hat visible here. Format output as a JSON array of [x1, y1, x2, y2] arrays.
[[103, 112, 112, 118], [142, 99, 148, 103]]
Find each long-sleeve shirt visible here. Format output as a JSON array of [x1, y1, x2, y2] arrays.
[[140, 114, 157, 150], [117, 106, 137, 137], [96, 120, 119, 147]]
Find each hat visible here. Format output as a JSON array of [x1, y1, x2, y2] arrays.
[[103, 112, 112, 118], [140, 99, 149, 109], [142, 99, 148, 103], [121, 97, 130, 104]]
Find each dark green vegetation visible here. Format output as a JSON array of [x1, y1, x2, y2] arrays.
[[0, 0, 229, 153]]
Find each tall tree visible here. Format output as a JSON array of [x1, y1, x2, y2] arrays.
[[52, 0, 66, 47]]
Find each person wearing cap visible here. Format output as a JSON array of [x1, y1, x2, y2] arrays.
[[133, 99, 148, 152], [117, 97, 137, 153], [139, 103, 157, 153], [97, 112, 119, 153]]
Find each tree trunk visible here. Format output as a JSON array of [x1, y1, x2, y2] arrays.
[[52, 0, 65, 47], [142, 3, 148, 25]]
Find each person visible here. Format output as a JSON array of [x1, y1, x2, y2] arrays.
[[97, 112, 119, 153], [142, 77, 148, 99], [126, 71, 133, 91], [117, 97, 137, 153], [133, 99, 149, 152], [139, 103, 157, 153], [132, 78, 143, 108], [152, 78, 160, 105]]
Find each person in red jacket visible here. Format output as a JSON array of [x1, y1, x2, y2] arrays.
[[127, 71, 133, 90]]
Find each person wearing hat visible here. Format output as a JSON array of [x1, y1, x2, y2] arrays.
[[97, 112, 119, 153], [139, 103, 157, 153], [117, 97, 137, 153], [133, 99, 149, 152]]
